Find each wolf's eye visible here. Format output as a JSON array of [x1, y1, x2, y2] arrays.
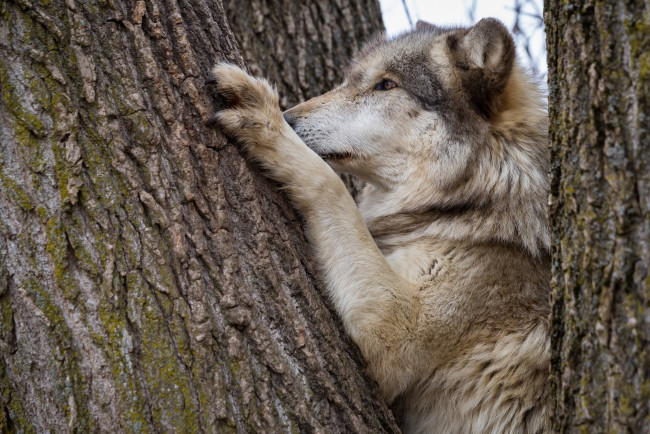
[[373, 79, 398, 91]]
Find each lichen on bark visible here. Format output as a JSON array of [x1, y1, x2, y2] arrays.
[[546, 0, 650, 431]]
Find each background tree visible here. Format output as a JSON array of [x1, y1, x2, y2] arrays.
[[546, 1, 649, 431], [0, 0, 397, 431]]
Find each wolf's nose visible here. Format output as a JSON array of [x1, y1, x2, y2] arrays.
[[283, 112, 297, 129]]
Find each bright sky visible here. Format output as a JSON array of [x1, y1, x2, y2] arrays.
[[378, 0, 546, 78]]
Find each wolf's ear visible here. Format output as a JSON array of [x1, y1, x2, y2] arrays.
[[416, 20, 440, 33], [449, 18, 515, 117], [459, 18, 514, 72]]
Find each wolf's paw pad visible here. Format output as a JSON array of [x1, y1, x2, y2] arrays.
[[207, 62, 283, 142]]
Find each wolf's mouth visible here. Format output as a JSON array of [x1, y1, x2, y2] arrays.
[[317, 151, 355, 161]]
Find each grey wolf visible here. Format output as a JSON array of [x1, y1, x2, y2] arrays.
[[209, 18, 550, 433]]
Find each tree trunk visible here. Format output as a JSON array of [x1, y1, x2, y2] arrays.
[[224, 0, 383, 197], [0, 0, 398, 431], [546, 1, 650, 432]]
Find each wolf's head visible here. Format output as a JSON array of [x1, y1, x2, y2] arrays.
[[283, 18, 549, 254], [284, 18, 523, 186]]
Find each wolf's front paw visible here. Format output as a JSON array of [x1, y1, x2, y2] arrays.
[[208, 63, 284, 152]]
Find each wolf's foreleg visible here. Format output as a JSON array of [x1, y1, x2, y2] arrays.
[[210, 63, 421, 398]]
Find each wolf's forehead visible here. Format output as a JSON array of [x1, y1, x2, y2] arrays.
[[347, 32, 449, 83]]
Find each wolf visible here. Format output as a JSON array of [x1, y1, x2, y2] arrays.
[[209, 17, 550, 433]]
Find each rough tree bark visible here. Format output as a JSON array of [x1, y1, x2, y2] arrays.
[[0, 0, 398, 431], [546, 1, 649, 432], [224, 0, 384, 197]]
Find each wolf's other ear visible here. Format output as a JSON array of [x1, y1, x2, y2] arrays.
[[449, 18, 515, 118], [416, 20, 441, 33]]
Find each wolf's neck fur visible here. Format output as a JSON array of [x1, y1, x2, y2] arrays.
[[360, 69, 549, 256], [360, 187, 548, 256]]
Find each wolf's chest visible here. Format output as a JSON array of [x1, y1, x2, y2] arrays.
[[381, 242, 445, 284]]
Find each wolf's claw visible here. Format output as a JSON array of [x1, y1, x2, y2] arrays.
[[205, 115, 220, 126]]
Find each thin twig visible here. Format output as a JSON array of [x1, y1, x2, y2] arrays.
[[401, 0, 413, 27], [466, 0, 478, 23]]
